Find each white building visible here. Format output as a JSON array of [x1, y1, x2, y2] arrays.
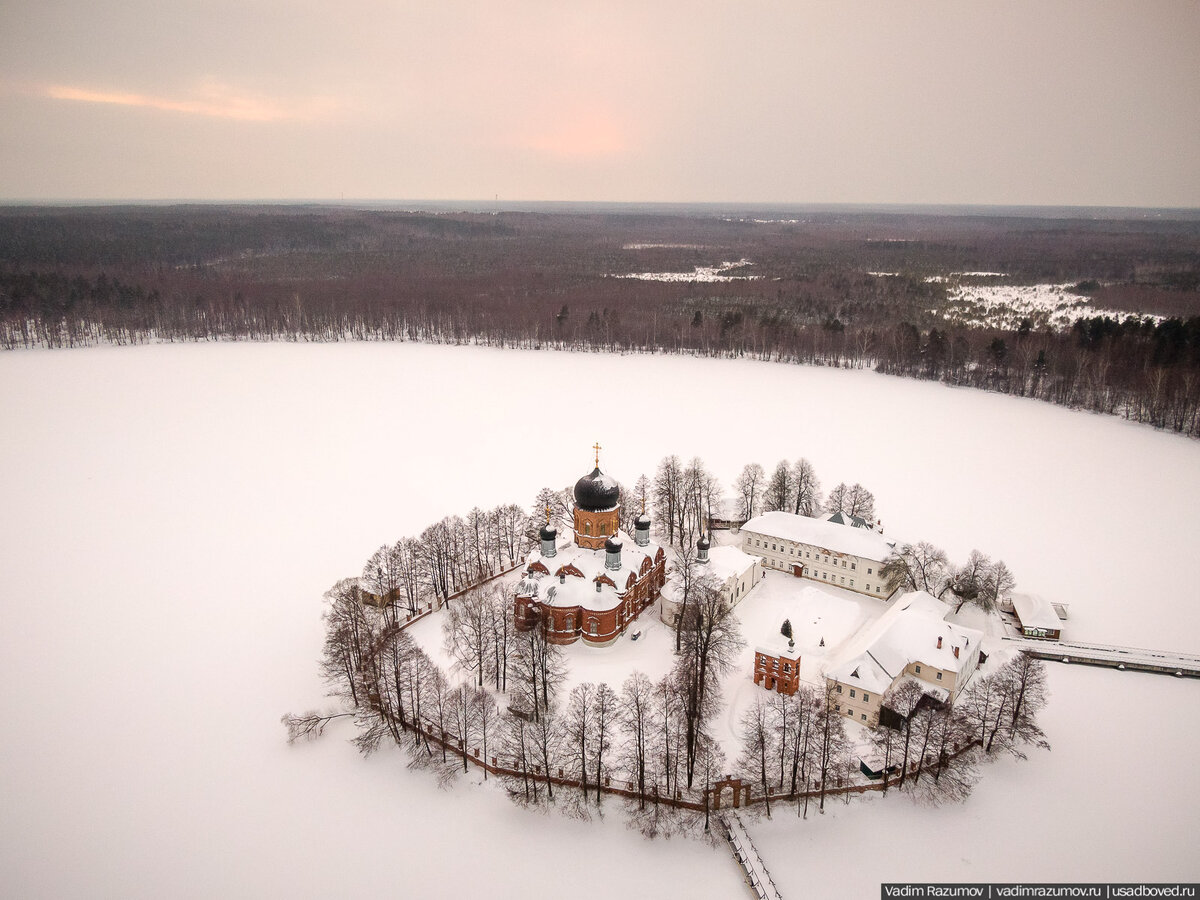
[[660, 535, 762, 626], [824, 591, 984, 726], [740, 510, 898, 599]]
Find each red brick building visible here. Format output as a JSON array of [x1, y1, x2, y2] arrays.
[[514, 453, 666, 647], [753, 636, 802, 695]]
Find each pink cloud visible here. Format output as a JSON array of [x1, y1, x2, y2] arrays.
[[44, 81, 336, 122]]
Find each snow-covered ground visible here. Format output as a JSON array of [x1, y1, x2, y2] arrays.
[[936, 281, 1160, 330], [611, 258, 759, 281], [1, 342, 1198, 895]]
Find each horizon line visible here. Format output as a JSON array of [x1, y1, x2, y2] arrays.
[[1, 198, 1199, 217]]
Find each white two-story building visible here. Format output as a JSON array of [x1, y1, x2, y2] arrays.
[[740, 510, 898, 600]]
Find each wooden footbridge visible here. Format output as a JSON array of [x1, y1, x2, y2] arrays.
[[1001, 636, 1200, 677], [721, 812, 784, 900]]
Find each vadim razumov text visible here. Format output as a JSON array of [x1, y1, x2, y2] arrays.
[[882, 886, 1197, 899]]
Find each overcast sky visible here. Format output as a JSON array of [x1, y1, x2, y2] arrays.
[[1, 1, 1197, 206]]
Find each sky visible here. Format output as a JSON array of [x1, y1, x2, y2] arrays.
[[0, 1, 1198, 206]]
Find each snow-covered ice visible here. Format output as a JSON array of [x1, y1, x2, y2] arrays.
[[1, 341, 1197, 895]]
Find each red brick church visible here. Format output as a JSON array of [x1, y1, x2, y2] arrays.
[[514, 446, 666, 646]]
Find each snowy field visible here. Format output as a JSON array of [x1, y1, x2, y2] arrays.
[[1, 342, 1198, 897], [936, 281, 1159, 330], [612, 258, 759, 281]]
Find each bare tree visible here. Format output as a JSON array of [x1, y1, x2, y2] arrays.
[[320, 578, 373, 707], [443, 584, 490, 686], [738, 694, 777, 817], [510, 621, 565, 722], [591, 682, 619, 806], [882, 678, 927, 788], [813, 683, 850, 813], [281, 710, 355, 743], [619, 671, 655, 810], [446, 684, 476, 772], [528, 707, 562, 801], [423, 665, 452, 763], [825, 482, 876, 519], [765, 459, 793, 512], [652, 455, 684, 546], [783, 686, 818, 800], [362, 543, 402, 626], [734, 462, 766, 521], [674, 576, 744, 788], [881, 541, 950, 595], [694, 731, 727, 834], [470, 687, 499, 780], [944, 549, 991, 611], [485, 585, 513, 692], [982, 559, 1017, 612], [791, 458, 822, 517], [563, 683, 596, 804]]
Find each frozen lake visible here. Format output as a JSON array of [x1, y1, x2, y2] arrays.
[[1, 342, 1197, 896]]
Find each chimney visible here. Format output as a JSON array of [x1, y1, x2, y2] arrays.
[[953, 646, 960, 659], [937, 635, 943, 649]]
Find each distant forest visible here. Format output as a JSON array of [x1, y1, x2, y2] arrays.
[[2, 205, 1199, 436]]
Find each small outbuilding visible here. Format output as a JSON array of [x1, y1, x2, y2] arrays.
[[1011, 592, 1063, 640]]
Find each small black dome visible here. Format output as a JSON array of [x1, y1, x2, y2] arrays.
[[697, 534, 710, 551], [605, 536, 623, 553], [635, 513, 651, 527], [573, 467, 621, 512], [539, 523, 557, 541]]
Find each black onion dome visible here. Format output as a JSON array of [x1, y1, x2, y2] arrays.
[[539, 523, 557, 541], [635, 513, 651, 527], [697, 534, 710, 551], [573, 467, 621, 511], [605, 536, 623, 553]]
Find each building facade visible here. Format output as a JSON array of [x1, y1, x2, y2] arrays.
[[659, 534, 763, 626], [514, 456, 666, 647], [740, 510, 898, 599], [754, 635, 801, 695], [824, 591, 983, 726]]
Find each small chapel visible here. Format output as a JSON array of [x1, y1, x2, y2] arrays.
[[514, 445, 666, 646]]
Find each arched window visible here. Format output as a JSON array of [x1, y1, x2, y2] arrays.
[[588, 618, 598, 635], [599, 522, 607, 535], [585, 522, 591, 535]]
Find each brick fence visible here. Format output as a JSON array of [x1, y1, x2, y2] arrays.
[[399, 713, 982, 813], [392, 562, 524, 631]]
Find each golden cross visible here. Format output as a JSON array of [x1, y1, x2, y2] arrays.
[[592, 441, 602, 468], [544, 502, 551, 524]]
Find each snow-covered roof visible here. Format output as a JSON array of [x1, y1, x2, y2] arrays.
[[704, 545, 758, 581], [826, 652, 892, 694], [522, 529, 662, 613], [826, 591, 983, 691], [756, 631, 801, 659], [742, 510, 896, 561], [1011, 592, 1061, 632]]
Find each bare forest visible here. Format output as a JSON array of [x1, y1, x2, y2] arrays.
[[3, 204, 1199, 435]]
